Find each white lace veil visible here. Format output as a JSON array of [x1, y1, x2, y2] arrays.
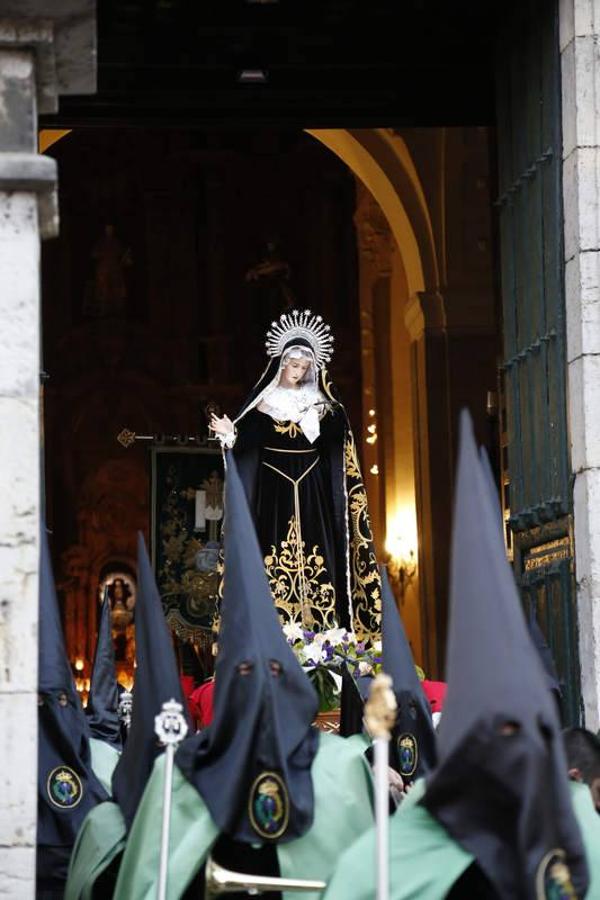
[[278, 346, 318, 389], [235, 345, 321, 422]]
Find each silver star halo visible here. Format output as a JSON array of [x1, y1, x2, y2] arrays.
[[265, 309, 334, 367]]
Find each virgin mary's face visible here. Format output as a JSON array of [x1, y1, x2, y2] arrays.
[[280, 356, 311, 388]]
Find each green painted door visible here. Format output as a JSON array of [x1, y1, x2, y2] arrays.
[[495, 0, 581, 722]]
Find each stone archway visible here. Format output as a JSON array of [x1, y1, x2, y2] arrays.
[[41, 124, 477, 677], [307, 128, 437, 295], [307, 128, 447, 672]]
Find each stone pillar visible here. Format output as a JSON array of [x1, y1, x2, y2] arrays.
[[560, 0, 600, 728], [0, 8, 95, 894], [405, 291, 452, 676]]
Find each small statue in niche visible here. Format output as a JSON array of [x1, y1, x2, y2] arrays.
[[106, 575, 135, 632], [83, 223, 132, 317]]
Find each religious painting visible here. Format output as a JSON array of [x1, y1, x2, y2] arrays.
[[151, 447, 224, 643]]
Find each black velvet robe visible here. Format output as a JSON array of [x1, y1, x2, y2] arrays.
[[226, 341, 381, 640], [233, 405, 349, 631]]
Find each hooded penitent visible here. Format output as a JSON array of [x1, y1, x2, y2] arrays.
[[85, 589, 121, 750], [226, 309, 381, 641], [176, 450, 319, 844], [37, 529, 108, 894], [111, 534, 188, 828], [479, 445, 563, 709], [422, 411, 588, 898], [381, 568, 436, 784], [339, 664, 372, 738]]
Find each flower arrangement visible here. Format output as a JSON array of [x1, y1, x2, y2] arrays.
[[283, 623, 382, 712]]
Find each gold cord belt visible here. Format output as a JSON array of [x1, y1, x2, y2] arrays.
[[261, 456, 320, 626], [263, 447, 317, 454]]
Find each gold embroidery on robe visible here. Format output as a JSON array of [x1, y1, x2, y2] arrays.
[[264, 515, 337, 630], [273, 421, 301, 439], [344, 435, 382, 640]]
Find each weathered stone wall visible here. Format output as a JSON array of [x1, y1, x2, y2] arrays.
[[0, 43, 42, 896], [0, 185, 40, 895], [561, 0, 600, 728]]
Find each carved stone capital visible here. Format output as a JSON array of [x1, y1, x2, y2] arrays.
[[354, 180, 394, 275], [0, 152, 58, 237], [0, 4, 96, 238]]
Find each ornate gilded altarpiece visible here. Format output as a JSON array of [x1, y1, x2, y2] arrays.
[[151, 447, 224, 647]]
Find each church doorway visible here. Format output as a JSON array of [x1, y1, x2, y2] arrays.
[[39, 0, 582, 724], [40, 123, 499, 697]]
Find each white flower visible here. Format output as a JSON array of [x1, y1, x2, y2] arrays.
[[300, 642, 323, 666], [313, 631, 329, 646], [325, 627, 349, 646], [373, 639, 382, 653], [282, 622, 304, 643], [358, 661, 373, 676]]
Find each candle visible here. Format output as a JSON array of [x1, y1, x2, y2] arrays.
[[195, 490, 206, 531]]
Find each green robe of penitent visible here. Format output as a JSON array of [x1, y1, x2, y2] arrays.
[[570, 780, 600, 898], [324, 779, 473, 900], [63, 739, 124, 900], [66, 731, 372, 900], [324, 778, 600, 900], [89, 738, 120, 796]]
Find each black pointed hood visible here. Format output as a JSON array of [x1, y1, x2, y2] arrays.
[[85, 589, 121, 749], [479, 446, 564, 709], [37, 528, 108, 890], [176, 450, 319, 844], [422, 412, 588, 898], [381, 569, 436, 783], [111, 534, 187, 828], [339, 664, 371, 737]]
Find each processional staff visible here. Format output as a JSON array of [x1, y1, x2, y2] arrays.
[[154, 698, 189, 900], [365, 673, 398, 900]]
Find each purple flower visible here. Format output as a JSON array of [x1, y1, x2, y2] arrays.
[[356, 642, 365, 653], [303, 630, 315, 641], [323, 644, 334, 661]]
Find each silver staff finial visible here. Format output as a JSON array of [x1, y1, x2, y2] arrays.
[[154, 698, 189, 746], [118, 691, 133, 730]]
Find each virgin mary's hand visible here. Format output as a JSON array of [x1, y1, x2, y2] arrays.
[[210, 413, 234, 436]]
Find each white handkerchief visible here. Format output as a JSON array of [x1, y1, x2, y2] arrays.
[[299, 406, 320, 443]]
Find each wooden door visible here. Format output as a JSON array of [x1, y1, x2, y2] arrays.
[[495, 0, 581, 722]]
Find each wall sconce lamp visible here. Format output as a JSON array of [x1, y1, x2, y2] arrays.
[[385, 550, 417, 598], [384, 530, 418, 599]]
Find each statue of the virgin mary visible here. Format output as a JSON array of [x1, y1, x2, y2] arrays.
[[211, 310, 381, 640]]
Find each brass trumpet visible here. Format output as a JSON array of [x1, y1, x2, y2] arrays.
[[204, 855, 326, 898]]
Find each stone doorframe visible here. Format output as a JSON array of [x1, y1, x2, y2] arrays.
[[560, 0, 600, 728], [0, 5, 95, 893]]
